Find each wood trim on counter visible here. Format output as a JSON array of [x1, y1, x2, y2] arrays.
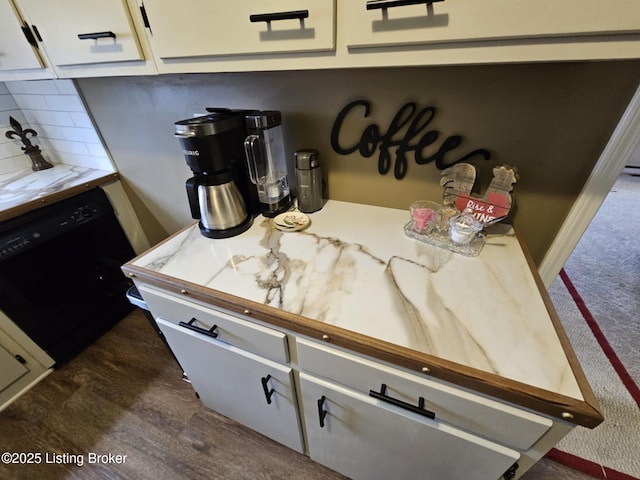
[[514, 225, 603, 427], [121, 243, 604, 428], [0, 172, 120, 223]]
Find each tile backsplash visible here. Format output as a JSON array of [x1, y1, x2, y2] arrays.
[[0, 79, 114, 175]]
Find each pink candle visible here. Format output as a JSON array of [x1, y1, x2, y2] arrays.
[[413, 208, 435, 231], [410, 200, 440, 233]]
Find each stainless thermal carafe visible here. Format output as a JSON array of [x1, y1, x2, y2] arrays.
[[185, 172, 248, 232], [295, 149, 323, 213]]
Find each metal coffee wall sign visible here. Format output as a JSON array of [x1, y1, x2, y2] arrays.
[[330, 100, 491, 179]]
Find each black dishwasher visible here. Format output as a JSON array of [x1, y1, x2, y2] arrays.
[[0, 188, 135, 366]]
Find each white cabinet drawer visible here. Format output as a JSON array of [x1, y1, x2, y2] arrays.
[[344, 0, 640, 49], [140, 0, 335, 59], [300, 373, 519, 480], [158, 318, 303, 453], [17, 0, 144, 66], [138, 285, 289, 364], [297, 338, 551, 451]]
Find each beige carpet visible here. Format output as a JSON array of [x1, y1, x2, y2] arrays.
[[546, 172, 640, 479], [549, 275, 640, 479]]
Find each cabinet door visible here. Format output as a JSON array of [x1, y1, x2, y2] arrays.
[[17, 0, 144, 66], [0, 0, 44, 71], [300, 373, 519, 480], [344, 0, 640, 49], [0, 344, 29, 392], [0, 322, 52, 412], [139, 0, 335, 60], [157, 317, 303, 453], [297, 338, 552, 451]]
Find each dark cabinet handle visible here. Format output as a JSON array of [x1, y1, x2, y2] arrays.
[[366, 0, 444, 10], [178, 318, 219, 339], [317, 395, 328, 428], [32, 25, 43, 42], [139, 5, 151, 30], [250, 10, 309, 24], [369, 384, 436, 419], [503, 463, 519, 480], [261, 375, 275, 404], [77, 31, 116, 40], [21, 23, 39, 47]]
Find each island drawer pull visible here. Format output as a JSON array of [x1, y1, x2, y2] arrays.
[[366, 0, 444, 10], [369, 384, 436, 419], [178, 318, 219, 339], [317, 395, 328, 428], [77, 31, 116, 40], [249, 10, 309, 24], [261, 375, 275, 404]]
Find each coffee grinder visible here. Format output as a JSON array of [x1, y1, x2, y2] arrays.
[[175, 108, 259, 238]]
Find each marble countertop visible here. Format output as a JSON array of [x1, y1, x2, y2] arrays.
[[0, 165, 118, 222], [128, 200, 592, 412]]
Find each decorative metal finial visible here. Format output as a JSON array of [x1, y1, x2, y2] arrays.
[[5, 116, 53, 171]]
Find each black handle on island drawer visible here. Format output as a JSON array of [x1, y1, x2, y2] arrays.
[[250, 10, 309, 24], [366, 0, 444, 10], [178, 318, 219, 339], [369, 384, 436, 419], [77, 31, 116, 40], [317, 395, 328, 428], [261, 375, 275, 405]]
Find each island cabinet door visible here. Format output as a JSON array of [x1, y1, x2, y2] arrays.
[[300, 373, 520, 480], [0, 342, 29, 393], [156, 318, 304, 453]]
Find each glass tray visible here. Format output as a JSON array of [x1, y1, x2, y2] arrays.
[[403, 222, 485, 257]]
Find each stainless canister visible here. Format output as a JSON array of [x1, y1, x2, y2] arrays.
[[295, 149, 323, 213]]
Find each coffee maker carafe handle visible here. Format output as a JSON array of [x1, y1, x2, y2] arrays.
[[244, 134, 263, 185], [185, 176, 201, 219]]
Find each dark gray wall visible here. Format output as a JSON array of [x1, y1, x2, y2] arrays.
[[78, 61, 640, 263]]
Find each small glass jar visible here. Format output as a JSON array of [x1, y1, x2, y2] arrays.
[[448, 208, 482, 245], [435, 203, 458, 234], [409, 200, 440, 234]]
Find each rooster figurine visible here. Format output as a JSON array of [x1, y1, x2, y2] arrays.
[[440, 163, 518, 224]]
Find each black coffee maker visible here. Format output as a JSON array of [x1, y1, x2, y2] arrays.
[[175, 108, 259, 238]]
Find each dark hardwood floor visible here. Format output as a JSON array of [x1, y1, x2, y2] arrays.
[[0, 311, 597, 480]]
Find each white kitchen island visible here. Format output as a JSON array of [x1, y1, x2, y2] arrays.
[[123, 200, 602, 480]]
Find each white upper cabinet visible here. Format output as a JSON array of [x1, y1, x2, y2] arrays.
[[0, 0, 53, 79], [9, 0, 156, 78], [3, 1, 639, 79], [138, 0, 336, 60], [344, 0, 640, 49], [17, 0, 144, 66]]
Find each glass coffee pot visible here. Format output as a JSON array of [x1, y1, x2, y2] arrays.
[[244, 111, 292, 217]]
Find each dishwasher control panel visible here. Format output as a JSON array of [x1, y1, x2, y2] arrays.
[[0, 189, 108, 262]]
